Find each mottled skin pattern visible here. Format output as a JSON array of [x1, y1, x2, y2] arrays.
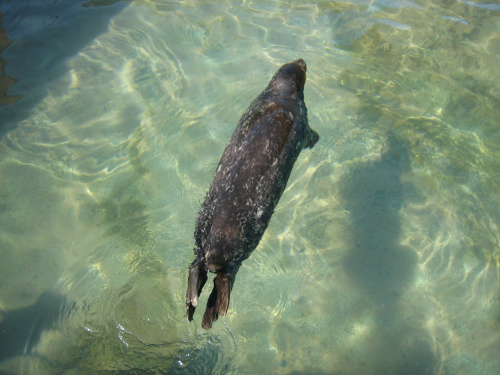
[[186, 59, 319, 329]]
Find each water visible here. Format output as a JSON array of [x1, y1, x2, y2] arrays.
[[0, 0, 499, 374]]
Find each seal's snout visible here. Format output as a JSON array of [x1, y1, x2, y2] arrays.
[[271, 59, 307, 98], [292, 58, 307, 71]]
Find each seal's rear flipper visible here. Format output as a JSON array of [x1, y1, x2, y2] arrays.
[[186, 260, 207, 322], [201, 273, 233, 329]]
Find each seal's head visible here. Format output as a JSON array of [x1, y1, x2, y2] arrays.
[[268, 58, 307, 100]]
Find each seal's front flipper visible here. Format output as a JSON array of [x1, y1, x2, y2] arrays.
[[305, 128, 319, 149], [186, 259, 207, 322], [201, 273, 233, 329]]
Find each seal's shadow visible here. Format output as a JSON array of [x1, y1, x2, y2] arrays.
[[340, 137, 437, 373], [341, 137, 415, 304]]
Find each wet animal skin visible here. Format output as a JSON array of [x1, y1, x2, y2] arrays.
[[186, 59, 319, 329]]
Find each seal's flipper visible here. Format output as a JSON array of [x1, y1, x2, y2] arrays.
[[201, 273, 233, 329], [186, 260, 208, 321], [305, 128, 319, 149]]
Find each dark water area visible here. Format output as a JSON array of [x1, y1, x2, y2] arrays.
[[0, 293, 68, 362], [0, 0, 127, 136]]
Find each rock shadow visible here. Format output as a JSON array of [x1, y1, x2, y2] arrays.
[[0, 0, 128, 137], [0, 292, 71, 362]]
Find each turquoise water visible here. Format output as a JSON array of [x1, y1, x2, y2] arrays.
[[0, 0, 499, 374]]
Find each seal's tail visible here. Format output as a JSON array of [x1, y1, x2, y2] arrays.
[[201, 272, 233, 329]]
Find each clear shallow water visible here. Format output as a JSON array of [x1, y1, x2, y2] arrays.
[[0, 0, 499, 374]]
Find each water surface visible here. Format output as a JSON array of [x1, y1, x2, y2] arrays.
[[0, 0, 499, 374]]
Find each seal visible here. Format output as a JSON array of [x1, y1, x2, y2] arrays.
[[185, 58, 319, 329]]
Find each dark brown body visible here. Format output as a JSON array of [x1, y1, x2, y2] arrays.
[[186, 59, 319, 329]]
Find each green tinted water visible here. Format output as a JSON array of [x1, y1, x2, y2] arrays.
[[0, 0, 499, 374]]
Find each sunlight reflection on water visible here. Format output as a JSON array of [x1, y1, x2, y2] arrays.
[[0, 0, 499, 374]]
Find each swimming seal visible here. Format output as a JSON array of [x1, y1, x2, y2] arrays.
[[186, 58, 319, 329]]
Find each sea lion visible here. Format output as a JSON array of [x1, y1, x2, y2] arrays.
[[186, 58, 319, 329]]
